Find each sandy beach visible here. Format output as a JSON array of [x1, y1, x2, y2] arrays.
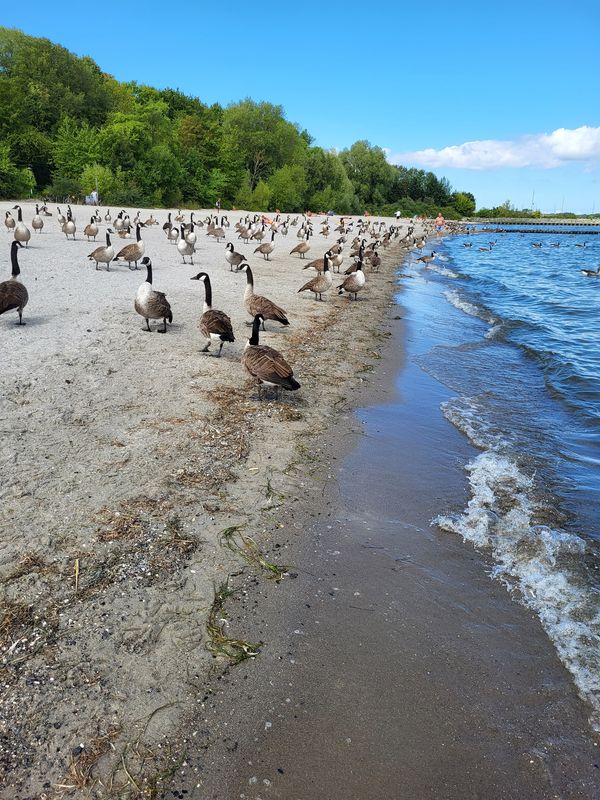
[[0, 203, 413, 797]]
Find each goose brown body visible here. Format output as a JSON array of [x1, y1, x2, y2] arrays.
[[190, 271, 234, 356], [242, 314, 300, 399], [0, 242, 28, 324], [238, 264, 289, 328], [114, 223, 145, 268], [298, 252, 332, 300], [135, 258, 172, 332]]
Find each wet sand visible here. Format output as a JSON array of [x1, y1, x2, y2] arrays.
[[167, 266, 600, 798]]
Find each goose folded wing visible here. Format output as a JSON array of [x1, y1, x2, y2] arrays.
[[245, 346, 293, 380], [203, 309, 233, 336]]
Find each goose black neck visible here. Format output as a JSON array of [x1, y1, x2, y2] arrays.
[[145, 262, 153, 284], [323, 255, 330, 272], [244, 265, 254, 285], [16, 206, 22, 222], [10, 243, 20, 277], [203, 275, 212, 308], [136, 224, 143, 241], [249, 316, 261, 346], [105, 231, 111, 246]]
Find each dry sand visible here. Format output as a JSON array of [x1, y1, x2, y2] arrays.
[[0, 202, 413, 798]]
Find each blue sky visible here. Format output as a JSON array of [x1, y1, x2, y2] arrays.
[[4, 0, 600, 212]]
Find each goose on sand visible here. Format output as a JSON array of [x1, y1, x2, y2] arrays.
[[241, 314, 300, 400], [0, 241, 28, 325], [190, 271, 235, 356], [237, 263, 289, 329], [88, 230, 115, 270], [135, 257, 173, 333]]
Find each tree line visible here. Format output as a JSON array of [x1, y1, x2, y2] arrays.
[[0, 27, 477, 218]]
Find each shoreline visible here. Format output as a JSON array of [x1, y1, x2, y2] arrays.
[[0, 203, 415, 797], [163, 241, 600, 798]]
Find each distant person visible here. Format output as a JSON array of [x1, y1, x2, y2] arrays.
[[395, 210, 401, 220], [435, 212, 445, 232], [215, 198, 221, 212]]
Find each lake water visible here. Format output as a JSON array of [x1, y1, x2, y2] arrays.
[[399, 230, 600, 730]]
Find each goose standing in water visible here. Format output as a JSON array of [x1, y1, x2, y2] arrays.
[[241, 314, 300, 400], [338, 260, 365, 300], [114, 222, 145, 269], [298, 251, 333, 300], [12, 206, 31, 247], [0, 242, 28, 325], [135, 257, 173, 333], [32, 205, 44, 234], [237, 263, 289, 329], [87, 229, 115, 270], [190, 271, 235, 356]]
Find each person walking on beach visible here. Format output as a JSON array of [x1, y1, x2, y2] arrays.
[[435, 212, 445, 232]]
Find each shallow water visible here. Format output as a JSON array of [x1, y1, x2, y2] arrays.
[[400, 232, 600, 730]]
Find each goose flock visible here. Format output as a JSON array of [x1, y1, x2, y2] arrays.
[[1, 204, 414, 399]]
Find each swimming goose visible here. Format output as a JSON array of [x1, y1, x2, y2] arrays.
[[190, 271, 235, 356], [83, 216, 99, 241], [237, 263, 289, 329], [463, 242, 472, 248], [254, 231, 276, 261], [88, 230, 115, 270], [575, 242, 587, 248], [225, 242, 247, 271], [298, 251, 332, 300], [32, 205, 44, 234], [114, 223, 146, 269], [290, 230, 311, 259], [177, 225, 195, 263], [0, 242, 28, 325], [581, 266, 600, 277], [61, 210, 76, 240], [338, 260, 365, 300], [241, 314, 300, 400], [12, 206, 31, 246], [135, 257, 173, 333]]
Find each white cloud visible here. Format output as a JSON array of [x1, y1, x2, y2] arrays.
[[389, 126, 600, 170]]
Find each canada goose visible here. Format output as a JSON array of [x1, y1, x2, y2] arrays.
[[575, 242, 587, 248], [32, 205, 44, 233], [12, 206, 31, 247], [168, 224, 180, 244], [174, 209, 184, 223], [57, 207, 66, 225], [237, 263, 289, 329], [135, 257, 173, 333], [93, 208, 102, 223], [185, 214, 197, 247], [88, 230, 115, 270], [104, 209, 112, 222], [162, 212, 172, 235], [329, 250, 345, 273], [190, 271, 235, 356], [207, 222, 225, 242], [254, 231, 276, 261], [83, 216, 99, 241], [581, 266, 600, 277], [532, 242, 542, 248], [242, 314, 300, 400], [225, 242, 247, 271], [113, 211, 126, 232], [290, 231, 311, 259], [0, 242, 28, 325], [350, 238, 367, 258], [298, 251, 332, 300], [252, 224, 267, 243], [416, 251, 436, 264], [303, 254, 329, 273], [114, 223, 146, 269], [4, 211, 15, 231], [144, 214, 158, 226], [61, 210, 76, 240], [463, 242, 472, 248], [370, 251, 381, 272], [118, 226, 132, 239], [338, 260, 365, 300], [177, 225, 195, 264]]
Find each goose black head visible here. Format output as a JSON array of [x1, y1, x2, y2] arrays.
[[190, 272, 208, 281], [141, 257, 151, 266]]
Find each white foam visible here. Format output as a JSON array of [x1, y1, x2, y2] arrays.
[[429, 264, 459, 279], [445, 290, 487, 320], [434, 451, 600, 731]]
